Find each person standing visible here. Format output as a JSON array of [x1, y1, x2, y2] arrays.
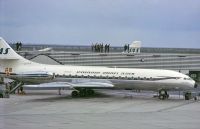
[[19, 42, 22, 51], [124, 44, 127, 52], [101, 43, 103, 53], [127, 44, 130, 53], [91, 43, 94, 52], [16, 42, 19, 51], [105, 44, 107, 53], [97, 43, 99, 52], [95, 43, 97, 52], [108, 44, 110, 53]]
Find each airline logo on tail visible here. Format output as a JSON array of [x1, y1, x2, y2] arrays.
[[0, 48, 10, 54]]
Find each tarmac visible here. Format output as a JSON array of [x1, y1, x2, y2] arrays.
[[0, 90, 200, 129]]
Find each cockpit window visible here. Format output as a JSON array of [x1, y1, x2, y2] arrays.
[[184, 77, 192, 80]]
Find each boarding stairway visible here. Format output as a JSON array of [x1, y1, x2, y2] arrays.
[[9, 82, 24, 94]]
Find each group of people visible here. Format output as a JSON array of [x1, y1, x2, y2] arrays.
[[91, 43, 110, 53], [123, 44, 130, 53], [16, 42, 22, 51]]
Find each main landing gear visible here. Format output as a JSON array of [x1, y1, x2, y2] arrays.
[[158, 90, 197, 100], [184, 92, 192, 100], [184, 92, 197, 100], [71, 88, 95, 97], [158, 89, 169, 100]]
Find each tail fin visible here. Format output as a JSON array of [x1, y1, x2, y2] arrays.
[[0, 37, 22, 60]]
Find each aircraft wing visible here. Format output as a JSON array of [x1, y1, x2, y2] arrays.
[[23, 82, 72, 89], [23, 79, 114, 89]]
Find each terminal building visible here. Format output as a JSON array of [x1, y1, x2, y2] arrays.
[[12, 43, 200, 82]]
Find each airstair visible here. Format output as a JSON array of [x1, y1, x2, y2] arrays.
[[9, 82, 23, 94]]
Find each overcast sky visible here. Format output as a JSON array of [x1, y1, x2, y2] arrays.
[[0, 0, 200, 48]]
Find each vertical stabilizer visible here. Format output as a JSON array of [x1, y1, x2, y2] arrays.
[[0, 37, 22, 60]]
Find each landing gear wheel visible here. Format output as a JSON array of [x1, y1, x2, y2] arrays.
[[159, 95, 165, 100], [86, 89, 95, 96], [0, 93, 3, 98], [158, 90, 169, 100], [184, 92, 191, 100], [71, 88, 95, 97], [194, 96, 197, 101], [71, 91, 79, 97], [79, 89, 87, 97]]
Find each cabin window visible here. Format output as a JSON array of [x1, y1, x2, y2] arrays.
[[127, 76, 130, 80]]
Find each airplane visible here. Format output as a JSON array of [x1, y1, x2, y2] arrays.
[[0, 37, 198, 100], [38, 47, 52, 52]]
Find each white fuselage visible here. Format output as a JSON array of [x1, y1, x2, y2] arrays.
[[0, 58, 195, 91]]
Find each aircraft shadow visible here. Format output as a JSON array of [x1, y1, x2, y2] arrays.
[[25, 92, 112, 102]]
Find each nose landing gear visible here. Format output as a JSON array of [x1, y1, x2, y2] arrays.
[[158, 90, 169, 100]]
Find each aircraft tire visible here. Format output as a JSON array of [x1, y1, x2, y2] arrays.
[[194, 96, 197, 101], [79, 89, 87, 97], [159, 95, 164, 100], [159, 90, 168, 100], [71, 91, 79, 97], [0, 93, 3, 98], [159, 95, 166, 100], [184, 92, 191, 100], [86, 89, 95, 96]]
